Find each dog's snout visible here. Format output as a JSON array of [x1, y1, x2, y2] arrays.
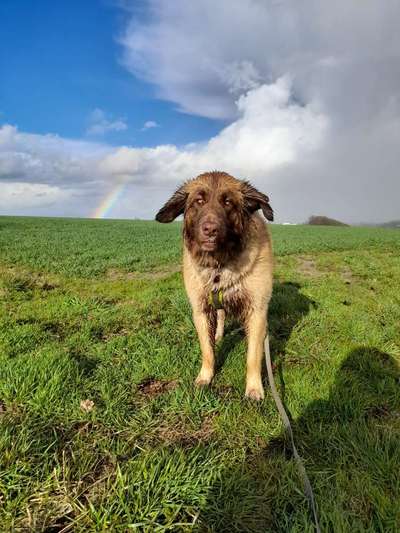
[[201, 220, 218, 238]]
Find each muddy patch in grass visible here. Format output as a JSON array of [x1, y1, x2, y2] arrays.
[[137, 377, 178, 397], [365, 404, 391, 419], [107, 265, 180, 281], [154, 414, 217, 446], [3, 271, 60, 293], [341, 266, 357, 284], [296, 257, 321, 278]]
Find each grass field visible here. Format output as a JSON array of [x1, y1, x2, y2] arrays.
[[0, 216, 399, 531]]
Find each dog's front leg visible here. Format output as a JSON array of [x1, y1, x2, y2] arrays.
[[245, 309, 267, 400], [193, 307, 217, 387]]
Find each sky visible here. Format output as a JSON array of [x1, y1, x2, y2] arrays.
[[0, 0, 399, 223]]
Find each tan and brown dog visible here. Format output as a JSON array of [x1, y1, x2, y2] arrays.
[[156, 171, 273, 400]]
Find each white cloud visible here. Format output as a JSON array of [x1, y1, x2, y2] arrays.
[[0, 124, 110, 186], [86, 108, 128, 136], [141, 120, 159, 131], [99, 78, 326, 184], [0, 182, 72, 210]]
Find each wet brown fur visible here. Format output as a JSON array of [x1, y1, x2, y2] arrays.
[[156, 171, 274, 400]]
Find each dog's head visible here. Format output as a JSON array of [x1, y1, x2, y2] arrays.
[[156, 171, 273, 258]]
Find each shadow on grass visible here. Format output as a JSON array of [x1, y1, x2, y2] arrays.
[[198, 347, 400, 532], [69, 351, 100, 377], [267, 282, 317, 407]]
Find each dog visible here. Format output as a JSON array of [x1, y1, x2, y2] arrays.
[[155, 171, 273, 400]]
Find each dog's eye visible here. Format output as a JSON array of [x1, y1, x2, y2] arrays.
[[224, 199, 231, 206], [196, 198, 205, 205]]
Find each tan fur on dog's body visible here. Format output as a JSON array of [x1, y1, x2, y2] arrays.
[[156, 171, 273, 400]]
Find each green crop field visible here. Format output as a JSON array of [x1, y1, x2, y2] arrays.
[[0, 215, 399, 531]]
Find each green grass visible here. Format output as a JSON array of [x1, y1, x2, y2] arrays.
[[0, 216, 399, 531], [1, 216, 399, 277]]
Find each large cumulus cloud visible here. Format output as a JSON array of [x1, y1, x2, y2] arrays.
[[121, 0, 400, 123], [118, 0, 400, 222]]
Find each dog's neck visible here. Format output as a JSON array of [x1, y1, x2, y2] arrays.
[[184, 242, 241, 269]]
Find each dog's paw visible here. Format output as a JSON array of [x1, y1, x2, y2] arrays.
[[195, 371, 213, 387], [245, 386, 265, 401]]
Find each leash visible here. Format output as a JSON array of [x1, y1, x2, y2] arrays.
[[264, 335, 321, 532], [208, 290, 321, 530]]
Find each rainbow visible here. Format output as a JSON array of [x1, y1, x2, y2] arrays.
[[90, 182, 127, 219]]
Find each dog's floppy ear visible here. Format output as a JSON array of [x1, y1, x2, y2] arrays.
[[241, 181, 274, 221], [155, 185, 188, 223]]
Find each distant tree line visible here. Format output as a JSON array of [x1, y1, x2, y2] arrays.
[[378, 220, 400, 228], [307, 215, 349, 226], [306, 216, 400, 227]]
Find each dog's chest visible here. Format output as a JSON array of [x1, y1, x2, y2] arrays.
[[200, 266, 250, 315]]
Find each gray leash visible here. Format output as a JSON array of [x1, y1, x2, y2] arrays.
[[264, 335, 321, 533]]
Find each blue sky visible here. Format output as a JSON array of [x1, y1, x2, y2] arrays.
[[0, 0, 221, 147], [0, 1, 399, 222]]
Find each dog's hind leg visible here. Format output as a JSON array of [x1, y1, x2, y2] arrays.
[[215, 309, 225, 343]]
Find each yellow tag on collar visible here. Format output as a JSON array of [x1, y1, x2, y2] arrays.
[[209, 289, 224, 309]]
